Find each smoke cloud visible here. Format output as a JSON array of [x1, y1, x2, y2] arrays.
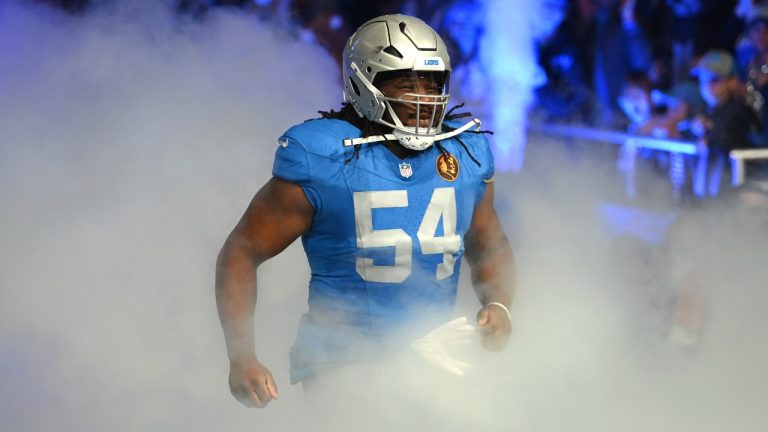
[[1, 2, 767, 432], [1, 1, 335, 430]]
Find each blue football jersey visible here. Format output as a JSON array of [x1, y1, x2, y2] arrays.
[[271, 118, 494, 382]]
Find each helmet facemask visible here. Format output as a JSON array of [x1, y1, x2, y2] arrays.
[[372, 70, 450, 150]]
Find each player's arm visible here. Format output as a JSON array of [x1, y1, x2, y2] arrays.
[[216, 177, 314, 407], [464, 182, 515, 351]]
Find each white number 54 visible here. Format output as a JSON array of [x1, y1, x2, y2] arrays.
[[353, 187, 461, 283]]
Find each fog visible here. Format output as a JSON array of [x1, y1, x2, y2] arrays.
[[1, 1, 767, 431]]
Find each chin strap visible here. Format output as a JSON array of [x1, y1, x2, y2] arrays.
[[342, 118, 481, 147]]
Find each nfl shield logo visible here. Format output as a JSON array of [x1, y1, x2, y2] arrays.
[[399, 162, 413, 178]]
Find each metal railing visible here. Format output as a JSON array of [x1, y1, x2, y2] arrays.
[[530, 124, 698, 155], [529, 123, 768, 195], [730, 148, 768, 186]]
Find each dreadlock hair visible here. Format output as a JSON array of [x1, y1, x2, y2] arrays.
[[317, 104, 386, 163], [316, 102, 494, 166]]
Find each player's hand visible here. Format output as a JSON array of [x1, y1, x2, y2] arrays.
[[228, 357, 279, 408], [476, 304, 511, 352]]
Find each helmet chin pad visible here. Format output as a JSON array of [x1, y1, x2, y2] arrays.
[[392, 130, 437, 151]]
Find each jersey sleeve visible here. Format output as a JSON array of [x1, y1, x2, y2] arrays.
[[272, 133, 322, 210], [477, 133, 495, 183]]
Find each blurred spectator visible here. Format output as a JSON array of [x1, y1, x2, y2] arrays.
[[293, 0, 352, 66], [618, 71, 706, 139], [696, 0, 744, 54], [591, 0, 653, 126], [740, 3, 768, 146], [690, 50, 761, 197], [535, 20, 593, 123], [536, 0, 652, 126], [430, 0, 483, 76], [667, 0, 702, 83], [430, 0, 488, 115], [618, 73, 655, 133]]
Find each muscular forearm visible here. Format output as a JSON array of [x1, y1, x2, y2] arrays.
[[216, 178, 312, 408], [215, 239, 262, 363], [215, 178, 313, 368], [470, 239, 515, 308], [465, 182, 515, 310], [465, 215, 515, 351]]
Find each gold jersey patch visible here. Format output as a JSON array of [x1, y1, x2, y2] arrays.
[[436, 153, 460, 182]]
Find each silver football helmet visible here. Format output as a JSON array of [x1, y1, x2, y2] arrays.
[[343, 14, 452, 151]]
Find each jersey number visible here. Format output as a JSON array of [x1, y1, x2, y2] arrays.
[[353, 187, 461, 283]]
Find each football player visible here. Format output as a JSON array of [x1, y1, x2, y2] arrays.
[[216, 14, 515, 408]]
